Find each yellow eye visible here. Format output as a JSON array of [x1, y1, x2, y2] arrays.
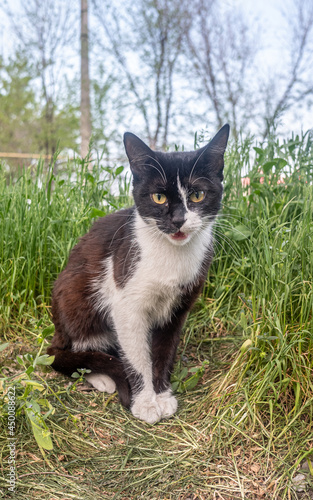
[[152, 193, 167, 204], [189, 190, 205, 202]]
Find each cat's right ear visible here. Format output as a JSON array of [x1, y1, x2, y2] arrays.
[[123, 133, 154, 174]]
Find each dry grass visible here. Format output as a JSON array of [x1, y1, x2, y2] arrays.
[[1, 321, 312, 500], [1, 133, 313, 499]]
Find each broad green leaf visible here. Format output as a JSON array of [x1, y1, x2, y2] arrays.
[[36, 354, 55, 366], [179, 367, 188, 379], [184, 375, 201, 391], [89, 207, 106, 218], [115, 166, 124, 175], [26, 401, 53, 450], [24, 380, 45, 391], [253, 147, 264, 156], [41, 325, 55, 339], [227, 224, 251, 241], [29, 420, 53, 450], [189, 366, 202, 373], [276, 158, 288, 167], [85, 173, 95, 184], [26, 366, 34, 376], [262, 161, 277, 173], [16, 355, 24, 365], [263, 158, 288, 173], [171, 381, 179, 392]]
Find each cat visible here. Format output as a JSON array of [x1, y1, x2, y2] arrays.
[[47, 124, 230, 424]]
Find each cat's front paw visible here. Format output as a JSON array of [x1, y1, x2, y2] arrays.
[[131, 391, 162, 424], [156, 390, 178, 418]]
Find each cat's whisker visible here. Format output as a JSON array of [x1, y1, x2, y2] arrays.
[[219, 212, 252, 225], [108, 221, 164, 245], [191, 175, 214, 186], [121, 239, 140, 281], [145, 155, 167, 184], [134, 155, 167, 184], [188, 145, 209, 184], [212, 236, 230, 256], [109, 219, 133, 247], [212, 228, 241, 258]]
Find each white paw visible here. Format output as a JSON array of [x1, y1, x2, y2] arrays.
[[156, 390, 178, 418], [85, 373, 116, 393], [131, 391, 162, 424]]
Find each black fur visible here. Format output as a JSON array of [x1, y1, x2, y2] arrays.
[[48, 125, 230, 417]]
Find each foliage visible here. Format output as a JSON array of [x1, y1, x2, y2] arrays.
[[0, 156, 131, 325], [202, 129, 313, 429], [0, 51, 80, 161], [3, 0, 79, 158], [1, 131, 313, 497], [0, 326, 56, 451], [0, 53, 39, 155]]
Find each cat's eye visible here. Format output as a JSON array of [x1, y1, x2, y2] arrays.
[[152, 193, 167, 204], [189, 190, 205, 203]]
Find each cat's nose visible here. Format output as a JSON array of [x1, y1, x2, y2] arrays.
[[172, 214, 185, 229]]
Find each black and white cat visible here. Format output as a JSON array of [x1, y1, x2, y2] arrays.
[[47, 124, 230, 424]]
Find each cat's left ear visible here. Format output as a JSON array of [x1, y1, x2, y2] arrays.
[[198, 124, 230, 180], [208, 124, 230, 155], [123, 132, 154, 175]]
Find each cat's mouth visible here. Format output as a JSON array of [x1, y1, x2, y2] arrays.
[[170, 230, 189, 241]]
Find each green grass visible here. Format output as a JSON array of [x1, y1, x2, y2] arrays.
[[0, 156, 131, 329], [1, 131, 313, 499]]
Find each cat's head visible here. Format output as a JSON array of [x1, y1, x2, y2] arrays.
[[124, 125, 229, 246]]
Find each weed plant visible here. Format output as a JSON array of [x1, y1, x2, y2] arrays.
[[1, 132, 313, 499], [0, 157, 131, 329]]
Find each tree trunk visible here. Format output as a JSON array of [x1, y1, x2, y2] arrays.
[[80, 0, 91, 159]]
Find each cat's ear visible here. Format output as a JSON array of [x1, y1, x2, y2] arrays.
[[123, 133, 154, 174], [208, 124, 230, 155], [196, 124, 230, 180]]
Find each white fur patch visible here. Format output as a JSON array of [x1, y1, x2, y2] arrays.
[[131, 389, 177, 423], [89, 209, 214, 422], [156, 389, 178, 418], [177, 172, 188, 211], [85, 373, 116, 393], [131, 389, 162, 424], [72, 334, 114, 353], [175, 173, 205, 245]]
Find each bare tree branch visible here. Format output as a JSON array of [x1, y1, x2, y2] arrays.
[[92, 0, 192, 148], [262, 0, 313, 138], [186, 0, 258, 140]]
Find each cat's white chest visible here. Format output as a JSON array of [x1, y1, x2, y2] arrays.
[[134, 211, 213, 288], [116, 212, 213, 325], [94, 212, 213, 328], [123, 249, 186, 325]]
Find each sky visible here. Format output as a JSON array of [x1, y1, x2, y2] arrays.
[[0, 0, 311, 147], [231, 0, 312, 134]]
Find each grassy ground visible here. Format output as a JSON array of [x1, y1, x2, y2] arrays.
[[1, 133, 313, 499]]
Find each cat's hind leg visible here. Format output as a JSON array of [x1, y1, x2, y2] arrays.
[[85, 373, 116, 393], [47, 344, 131, 408]]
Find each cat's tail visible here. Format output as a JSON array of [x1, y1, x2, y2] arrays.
[[47, 346, 131, 409]]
